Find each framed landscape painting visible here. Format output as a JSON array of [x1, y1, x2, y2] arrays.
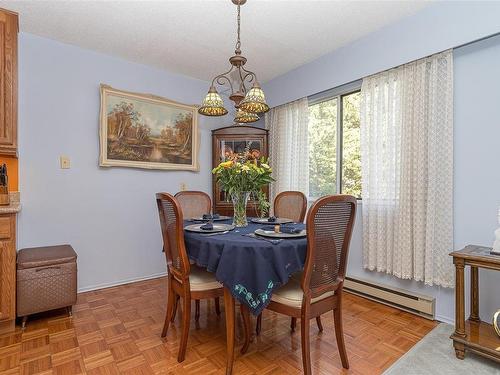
[[99, 84, 199, 171]]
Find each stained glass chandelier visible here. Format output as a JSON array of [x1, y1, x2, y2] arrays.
[[198, 0, 269, 124]]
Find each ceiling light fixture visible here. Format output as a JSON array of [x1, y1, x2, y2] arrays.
[[198, 0, 269, 124]]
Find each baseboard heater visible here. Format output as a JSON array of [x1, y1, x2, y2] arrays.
[[343, 276, 435, 320]]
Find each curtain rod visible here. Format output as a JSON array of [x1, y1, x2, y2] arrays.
[[306, 30, 500, 102]]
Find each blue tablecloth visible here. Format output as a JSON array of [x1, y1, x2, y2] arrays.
[[184, 219, 307, 316]]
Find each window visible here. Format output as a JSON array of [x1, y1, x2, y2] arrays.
[[308, 86, 361, 198]]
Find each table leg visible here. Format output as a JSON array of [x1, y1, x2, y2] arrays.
[[240, 304, 251, 354], [469, 266, 480, 322], [453, 259, 466, 360], [224, 288, 235, 375]]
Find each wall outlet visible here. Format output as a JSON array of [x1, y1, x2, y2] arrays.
[[60, 156, 71, 169], [180, 182, 187, 191]]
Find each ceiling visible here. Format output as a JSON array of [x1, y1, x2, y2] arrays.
[[0, 0, 431, 83]]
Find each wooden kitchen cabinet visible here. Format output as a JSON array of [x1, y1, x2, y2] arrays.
[[0, 9, 18, 157], [0, 213, 16, 333]]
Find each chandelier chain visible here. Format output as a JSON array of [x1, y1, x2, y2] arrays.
[[235, 2, 241, 53]]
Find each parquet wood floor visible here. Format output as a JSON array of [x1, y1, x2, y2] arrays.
[[0, 277, 437, 375]]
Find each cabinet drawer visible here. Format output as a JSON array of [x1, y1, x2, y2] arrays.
[[0, 217, 12, 239]]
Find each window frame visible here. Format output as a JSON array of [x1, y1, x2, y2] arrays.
[[307, 80, 362, 199]]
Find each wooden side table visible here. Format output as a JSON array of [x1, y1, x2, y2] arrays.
[[450, 245, 500, 363]]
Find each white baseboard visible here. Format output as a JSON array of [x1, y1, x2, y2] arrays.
[[77, 271, 167, 293], [435, 314, 454, 325]]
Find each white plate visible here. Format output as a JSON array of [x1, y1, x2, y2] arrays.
[[191, 215, 231, 222], [251, 217, 294, 225], [254, 228, 306, 239], [185, 223, 235, 233]]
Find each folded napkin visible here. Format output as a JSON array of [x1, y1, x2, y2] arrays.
[[267, 216, 277, 222], [202, 213, 212, 220], [212, 213, 220, 219], [280, 225, 302, 234], [200, 223, 214, 230]]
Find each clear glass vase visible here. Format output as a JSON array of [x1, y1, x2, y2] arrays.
[[231, 191, 250, 227]]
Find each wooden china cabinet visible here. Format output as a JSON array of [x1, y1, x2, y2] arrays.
[[212, 125, 269, 217]]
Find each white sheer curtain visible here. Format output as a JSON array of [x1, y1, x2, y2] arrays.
[[360, 50, 454, 287], [265, 98, 309, 204]]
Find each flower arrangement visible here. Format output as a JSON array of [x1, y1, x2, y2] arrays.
[[212, 156, 274, 226]]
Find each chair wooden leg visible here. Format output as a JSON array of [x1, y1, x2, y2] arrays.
[[290, 317, 297, 332], [256, 313, 262, 335], [162, 285, 175, 338], [300, 317, 312, 375], [195, 300, 200, 322], [215, 297, 221, 316], [171, 294, 180, 322], [333, 303, 349, 369], [224, 288, 235, 375], [240, 304, 251, 354], [178, 295, 191, 362], [316, 316, 323, 332]]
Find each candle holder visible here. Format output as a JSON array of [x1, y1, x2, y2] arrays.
[[492, 207, 500, 255]]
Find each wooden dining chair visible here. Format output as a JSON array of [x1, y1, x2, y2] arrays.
[[174, 190, 212, 220], [273, 190, 307, 223], [173, 191, 220, 322], [156, 192, 224, 362], [256, 190, 308, 334], [264, 195, 357, 374]]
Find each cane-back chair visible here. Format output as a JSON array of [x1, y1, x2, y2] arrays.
[[173, 191, 219, 321], [265, 195, 357, 374], [174, 191, 212, 220], [256, 190, 308, 334], [156, 192, 224, 362], [273, 191, 307, 223]]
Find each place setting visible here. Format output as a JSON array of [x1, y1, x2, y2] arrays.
[[240, 222, 306, 245], [254, 223, 306, 239], [184, 220, 235, 236], [250, 216, 294, 225], [188, 213, 232, 222]]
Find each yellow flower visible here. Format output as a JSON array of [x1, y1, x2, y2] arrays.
[[219, 160, 233, 169], [261, 163, 270, 169], [242, 165, 250, 172]]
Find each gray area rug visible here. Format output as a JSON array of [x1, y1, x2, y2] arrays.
[[384, 323, 499, 374]]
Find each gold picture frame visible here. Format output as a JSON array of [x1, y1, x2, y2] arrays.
[[99, 84, 199, 171]]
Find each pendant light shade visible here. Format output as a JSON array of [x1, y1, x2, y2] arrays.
[[234, 108, 259, 124], [198, 86, 228, 116], [239, 82, 270, 114]]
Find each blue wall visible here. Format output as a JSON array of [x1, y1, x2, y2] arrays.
[[18, 33, 222, 291], [264, 2, 500, 323], [453, 35, 500, 321]]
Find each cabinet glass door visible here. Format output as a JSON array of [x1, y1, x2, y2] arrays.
[[217, 138, 263, 202]]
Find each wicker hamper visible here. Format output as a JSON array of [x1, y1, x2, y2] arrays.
[[16, 245, 77, 327]]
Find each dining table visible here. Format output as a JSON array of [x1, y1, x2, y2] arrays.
[[183, 218, 307, 374]]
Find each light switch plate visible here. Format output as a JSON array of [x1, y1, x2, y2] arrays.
[[60, 156, 70, 169], [180, 183, 187, 191]]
